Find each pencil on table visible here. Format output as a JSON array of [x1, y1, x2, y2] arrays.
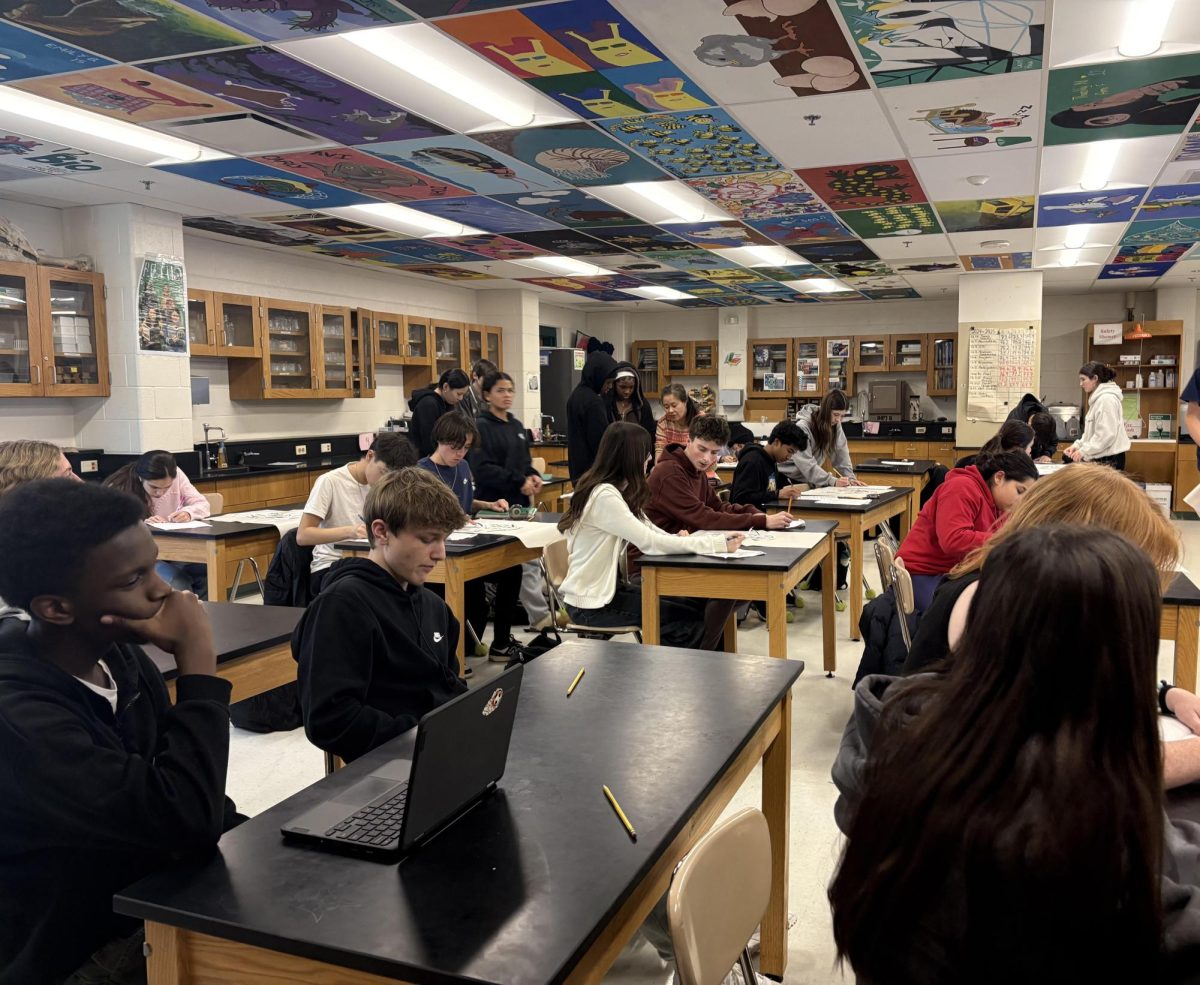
[[603, 784, 636, 840], [567, 667, 585, 697]]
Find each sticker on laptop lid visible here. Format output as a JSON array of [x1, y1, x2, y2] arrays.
[[483, 688, 504, 716]]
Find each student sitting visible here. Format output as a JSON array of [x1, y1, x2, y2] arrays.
[[782, 389, 860, 487], [294, 468, 467, 764], [719, 422, 756, 464], [559, 422, 745, 650], [830, 525, 1200, 984], [731, 421, 808, 511], [604, 361, 655, 440], [655, 382, 702, 462], [409, 369, 469, 458], [106, 450, 212, 598], [469, 371, 542, 507], [895, 450, 1037, 612], [953, 420, 1034, 469], [0, 480, 239, 985], [647, 415, 795, 534], [1066, 361, 1130, 468], [418, 413, 524, 665], [297, 432, 417, 594], [1028, 411, 1059, 463], [566, 349, 617, 484], [1005, 390, 1046, 422]]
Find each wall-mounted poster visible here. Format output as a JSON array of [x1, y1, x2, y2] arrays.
[[138, 255, 187, 355]]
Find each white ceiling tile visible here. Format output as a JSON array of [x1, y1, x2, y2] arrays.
[[866, 234, 956, 259], [1035, 222, 1127, 250], [1038, 136, 1180, 192], [1156, 158, 1200, 186], [914, 147, 1037, 201], [732, 93, 904, 169], [949, 228, 1035, 254], [1049, 0, 1200, 68]]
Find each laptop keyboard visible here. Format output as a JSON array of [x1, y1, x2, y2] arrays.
[[325, 783, 409, 846]]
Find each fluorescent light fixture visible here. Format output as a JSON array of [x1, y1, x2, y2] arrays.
[[715, 244, 807, 268], [345, 25, 534, 128], [785, 278, 843, 294], [515, 256, 613, 277], [1119, 0, 1176, 57], [1080, 140, 1121, 191], [1059, 249, 1081, 267], [1063, 225, 1089, 250], [332, 202, 483, 238], [589, 180, 730, 225], [626, 285, 693, 301], [0, 88, 226, 165], [624, 181, 709, 222]]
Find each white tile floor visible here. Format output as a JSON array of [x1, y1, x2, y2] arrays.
[[226, 519, 1200, 984]]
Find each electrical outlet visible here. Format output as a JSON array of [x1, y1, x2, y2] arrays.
[[80, 459, 98, 473], [320, 442, 331, 453], [295, 444, 307, 456]]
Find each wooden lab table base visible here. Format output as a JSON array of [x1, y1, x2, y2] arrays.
[[163, 640, 294, 706], [1162, 604, 1199, 693], [140, 689, 794, 984], [640, 536, 836, 672], [152, 528, 280, 603]]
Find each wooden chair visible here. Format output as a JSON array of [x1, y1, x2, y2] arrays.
[[892, 556, 915, 652], [205, 491, 224, 516], [542, 539, 642, 641]]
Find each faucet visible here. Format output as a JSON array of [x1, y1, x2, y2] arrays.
[[201, 423, 225, 471], [540, 414, 556, 440]]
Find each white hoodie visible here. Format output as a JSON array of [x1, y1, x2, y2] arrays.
[[1071, 381, 1131, 461]]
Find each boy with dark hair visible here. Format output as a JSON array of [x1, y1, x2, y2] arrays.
[[297, 431, 417, 592], [460, 358, 497, 421], [731, 421, 808, 511], [0, 480, 238, 985], [417, 414, 525, 666], [294, 468, 468, 764], [647, 416, 794, 533]]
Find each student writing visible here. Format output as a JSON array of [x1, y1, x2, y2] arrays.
[[730, 421, 808, 512], [782, 390, 860, 488]]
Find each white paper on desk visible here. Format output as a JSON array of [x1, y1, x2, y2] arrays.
[[699, 548, 766, 559], [880, 460, 914, 466], [810, 498, 862, 507], [1036, 463, 1067, 476], [146, 520, 211, 530], [787, 519, 805, 529], [217, 508, 303, 534], [473, 518, 565, 550], [1185, 483, 1200, 513], [447, 530, 478, 542], [736, 531, 826, 550]]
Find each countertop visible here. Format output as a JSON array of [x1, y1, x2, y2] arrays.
[[193, 455, 359, 483]]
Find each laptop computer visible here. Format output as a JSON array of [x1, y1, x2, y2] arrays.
[[281, 663, 523, 860]]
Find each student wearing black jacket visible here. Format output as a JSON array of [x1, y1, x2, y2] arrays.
[[408, 369, 469, 457], [469, 371, 542, 506], [604, 361, 655, 440], [294, 468, 467, 764], [730, 421, 807, 511], [0, 480, 238, 985], [566, 350, 617, 484]]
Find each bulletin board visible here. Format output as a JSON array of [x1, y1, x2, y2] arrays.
[[965, 322, 1038, 423]]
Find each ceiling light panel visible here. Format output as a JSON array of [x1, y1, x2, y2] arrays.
[[1039, 137, 1179, 193], [713, 245, 806, 268], [327, 202, 484, 238], [1050, 0, 1197, 66], [588, 180, 731, 225]]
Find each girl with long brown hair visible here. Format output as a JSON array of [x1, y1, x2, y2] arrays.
[[783, 389, 859, 488]]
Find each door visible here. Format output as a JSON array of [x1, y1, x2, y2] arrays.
[[187, 289, 217, 357], [927, 333, 957, 396], [748, 338, 791, 396], [38, 268, 108, 397], [0, 261, 44, 396], [374, 310, 403, 364], [692, 339, 717, 375], [317, 305, 353, 397], [632, 341, 662, 398], [433, 319, 463, 378], [826, 338, 850, 394], [853, 335, 889, 373], [262, 299, 317, 398], [663, 341, 692, 377], [794, 338, 822, 396], [891, 335, 926, 372], [404, 314, 431, 366], [213, 293, 262, 358], [485, 327, 502, 369], [353, 310, 375, 398], [466, 323, 484, 370]]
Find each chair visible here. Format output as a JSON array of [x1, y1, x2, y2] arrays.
[[874, 539, 896, 593], [531, 456, 547, 475], [892, 556, 915, 652], [542, 539, 642, 642], [324, 751, 344, 776], [667, 809, 772, 985], [205, 491, 224, 516]]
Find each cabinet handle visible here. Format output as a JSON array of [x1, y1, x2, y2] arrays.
[[32, 363, 40, 386]]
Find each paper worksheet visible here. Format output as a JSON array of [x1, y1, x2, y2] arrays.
[[1185, 483, 1200, 514], [1036, 463, 1067, 476], [146, 520, 211, 530], [472, 518, 565, 550], [880, 460, 915, 466], [217, 509, 303, 534], [699, 549, 766, 559]]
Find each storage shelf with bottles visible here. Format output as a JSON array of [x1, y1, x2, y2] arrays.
[[1084, 320, 1182, 441], [928, 334, 957, 396], [748, 338, 792, 396]]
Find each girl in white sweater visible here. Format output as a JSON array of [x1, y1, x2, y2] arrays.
[[1066, 362, 1130, 469], [559, 422, 744, 649]]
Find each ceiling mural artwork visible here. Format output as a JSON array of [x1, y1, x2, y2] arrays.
[[0, 0, 1190, 307]]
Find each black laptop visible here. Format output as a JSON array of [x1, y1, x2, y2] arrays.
[[281, 664, 523, 860]]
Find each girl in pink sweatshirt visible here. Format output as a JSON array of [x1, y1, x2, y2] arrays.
[[104, 451, 211, 597]]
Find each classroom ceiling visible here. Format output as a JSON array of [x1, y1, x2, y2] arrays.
[[0, 0, 1198, 308]]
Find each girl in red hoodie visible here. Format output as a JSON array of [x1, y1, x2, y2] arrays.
[[897, 450, 1038, 611]]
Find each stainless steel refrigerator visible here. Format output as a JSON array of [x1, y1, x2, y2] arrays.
[[539, 347, 581, 437]]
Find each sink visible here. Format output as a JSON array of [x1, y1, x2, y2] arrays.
[[198, 465, 249, 477]]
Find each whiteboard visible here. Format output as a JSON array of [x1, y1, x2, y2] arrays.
[[966, 323, 1037, 423]]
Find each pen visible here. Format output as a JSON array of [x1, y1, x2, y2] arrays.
[[567, 667, 585, 697], [603, 784, 636, 840]]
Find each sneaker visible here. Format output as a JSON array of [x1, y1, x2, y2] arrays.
[[460, 663, 474, 680], [489, 635, 527, 663]]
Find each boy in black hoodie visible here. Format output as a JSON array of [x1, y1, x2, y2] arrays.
[[566, 349, 617, 484], [294, 467, 468, 764], [408, 369, 469, 458], [730, 421, 808, 511], [0, 480, 238, 985]]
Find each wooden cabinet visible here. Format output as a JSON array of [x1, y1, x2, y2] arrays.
[[212, 293, 263, 358], [891, 334, 926, 372], [826, 338, 851, 394], [433, 319, 464, 379], [928, 333, 957, 396], [749, 338, 791, 396], [464, 323, 503, 371], [928, 440, 956, 470], [0, 261, 44, 397], [663, 340, 692, 377], [1085, 320, 1181, 441], [1176, 443, 1199, 514], [187, 289, 217, 357], [692, 339, 717, 375], [794, 338, 822, 397], [38, 267, 108, 397], [893, 438, 926, 460], [631, 340, 663, 398], [262, 299, 317, 398], [485, 326, 502, 369], [317, 305, 352, 398], [373, 310, 404, 365], [852, 335, 889, 373], [351, 309, 375, 399]]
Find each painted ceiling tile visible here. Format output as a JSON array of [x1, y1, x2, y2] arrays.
[[1097, 262, 1173, 280], [834, 0, 1044, 87], [158, 157, 372, 208], [171, 0, 410, 39], [406, 0, 535, 14], [364, 240, 488, 263], [475, 122, 666, 185], [864, 233, 956, 259], [913, 146, 1037, 201], [797, 159, 928, 210], [255, 148, 472, 202], [888, 256, 963, 275], [587, 224, 697, 252], [599, 108, 779, 177], [142, 47, 448, 146], [522, 0, 669, 72], [602, 60, 714, 114], [642, 248, 737, 272], [1175, 133, 1200, 163], [0, 0, 253, 61], [575, 288, 642, 300], [13, 64, 238, 123], [1136, 184, 1200, 221], [816, 291, 865, 302], [435, 9, 590, 78], [405, 195, 565, 233], [305, 241, 412, 263], [838, 203, 942, 238], [734, 91, 903, 168], [505, 228, 616, 255], [935, 196, 1034, 233], [748, 263, 827, 280], [1113, 242, 1192, 264], [884, 72, 1040, 158], [817, 259, 893, 280], [745, 211, 853, 244], [491, 189, 641, 228], [431, 234, 550, 260], [1037, 188, 1146, 227], [860, 287, 921, 300], [398, 264, 498, 280], [529, 71, 647, 119], [667, 220, 772, 247], [590, 253, 682, 274], [699, 266, 771, 284], [365, 134, 567, 195], [1045, 53, 1200, 146], [683, 169, 825, 220], [795, 239, 877, 263], [1122, 218, 1200, 246], [591, 274, 651, 290], [183, 214, 326, 246], [0, 21, 111, 80], [256, 211, 391, 239], [959, 252, 1032, 271], [634, 269, 699, 285]]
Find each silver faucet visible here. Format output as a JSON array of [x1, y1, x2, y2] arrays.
[[201, 423, 225, 471], [540, 414, 556, 440]]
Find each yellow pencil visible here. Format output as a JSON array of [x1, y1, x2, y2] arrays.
[[567, 667, 585, 697], [603, 784, 637, 840]]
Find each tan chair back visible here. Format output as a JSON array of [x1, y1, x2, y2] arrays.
[[543, 537, 569, 592], [531, 456, 547, 474], [892, 556, 915, 651], [205, 491, 224, 516], [874, 540, 895, 591], [668, 809, 773, 985]]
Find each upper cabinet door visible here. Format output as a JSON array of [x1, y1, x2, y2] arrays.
[[262, 299, 317, 398], [485, 327, 502, 369], [317, 305, 353, 398], [632, 341, 662, 398], [433, 320, 463, 379], [852, 335, 889, 373], [373, 310, 403, 365], [187, 289, 218, 357], [466, 324, 484, 370], [692, 340, 717, 375], [663, 341, 692, 377], [404, 314, 431, 366], [38, 268, 108, 398], [213, 293, 263, 358], [748, 339, 791, 396], [353, 310, 376, 399], [0, 261, 45, 397]]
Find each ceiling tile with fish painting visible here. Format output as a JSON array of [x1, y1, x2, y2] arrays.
[[473, 122, 666, 186], [363, 134, 568, 196]]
